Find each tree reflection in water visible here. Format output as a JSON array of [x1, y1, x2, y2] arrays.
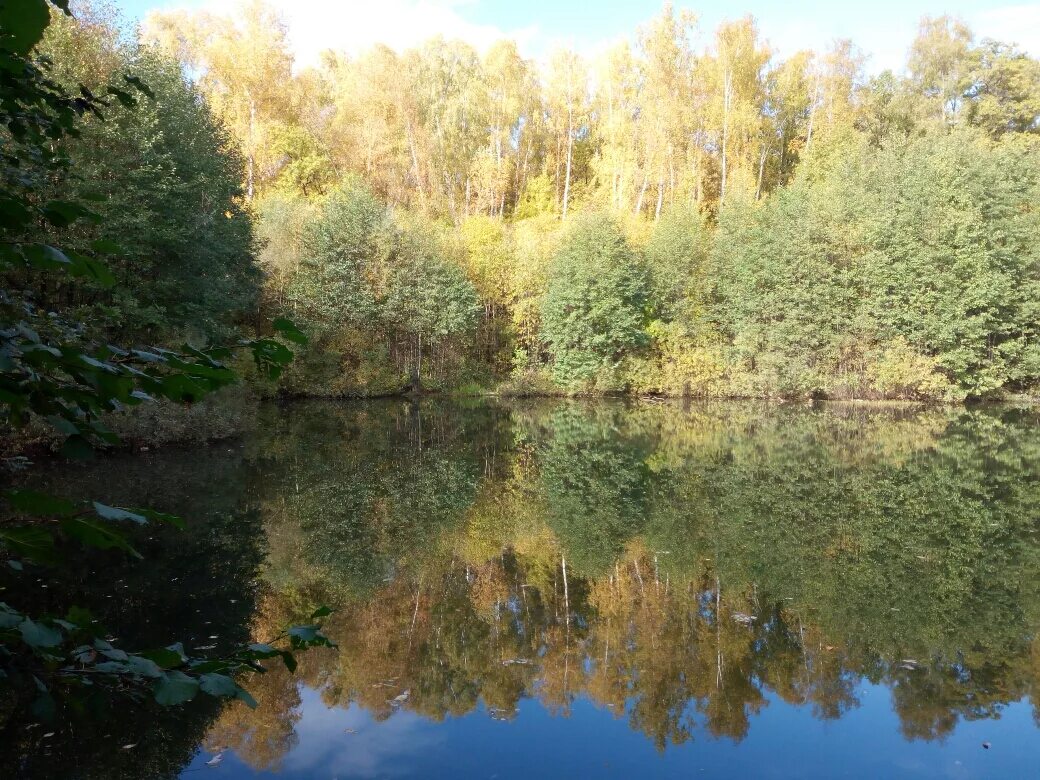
[[220, 399, 1040, 770], [5, 399, 1038, 776]]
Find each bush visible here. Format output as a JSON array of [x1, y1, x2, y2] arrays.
[[868, 338, 954, 401], [626, 321, 727, 397], [540, 214, 650, 387]]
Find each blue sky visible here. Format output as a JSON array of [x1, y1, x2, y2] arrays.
[[114, 0, 1040, 72]]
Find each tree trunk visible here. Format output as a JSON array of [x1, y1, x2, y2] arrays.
[[562, 108, 574, 220], [410, 331, 423, 392], [246, 98, 256, 201], [756, 143, 768, 200], [634, 174, 649, 216], [806, 70, 821, 153], [721, 69, 731, 203]]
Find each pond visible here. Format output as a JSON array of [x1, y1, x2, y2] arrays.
[[5, 399, 1040, 778]]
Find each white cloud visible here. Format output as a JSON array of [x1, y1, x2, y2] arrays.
[[266, 0, 537, 67], [971, 3, 1040, 54], [281, 687, 445, 778], [139, 0, 1040, 74]]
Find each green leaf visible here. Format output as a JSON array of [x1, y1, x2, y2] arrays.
[[127, 656, 163, 678], [0, 196, 32, 229], [22, 243, 72, 270], [246, 642, 281, 659], [280, 650, 298, 673], [0, 526, 57, 565], [106, 86, 137, 109], [97, 644, 128, 661], [90, 239, 123, 254], [41, 200, 100, 228], [65, 606, 98, 633], [19, 618, 63, 648], [0, 603, 22, 629], [288, 624, 320, 642], [5, 489, 77, 517], [235, 687, 258, 709], [158, 374, 204, 403], [141, 645, 186, 669], [273, 317, 308, 345], [0, 0, 50, 55], [68, 254, 116, 288], [154, 671, 199, 705], [61, 435, 95, 460], [94, 660, 129, 673], [133, 508, 185, 530], [92, 503, 146, 524], [30, 693, 56, 722], [124, 74, 155, 99], [198, 673, 237, 697], [61, 518, 141, 559]]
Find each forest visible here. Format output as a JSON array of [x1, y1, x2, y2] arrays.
[[2, 2, 1040, 772], [14, 0, 1040, 405]]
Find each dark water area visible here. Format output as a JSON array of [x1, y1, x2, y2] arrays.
[[4, 399, 1040, 778]]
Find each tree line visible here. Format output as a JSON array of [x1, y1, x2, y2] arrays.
[[33, 2, 1040, 399]]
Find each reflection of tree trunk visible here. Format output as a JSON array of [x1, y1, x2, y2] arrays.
[[715, 575, 723, 689], [408, 576, 422, 650], [561, 555, 570, 627]]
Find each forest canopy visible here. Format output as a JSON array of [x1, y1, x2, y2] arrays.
[[37, 1, 1040, 400]]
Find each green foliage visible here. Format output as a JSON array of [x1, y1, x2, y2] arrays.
[[514, 173, 556, 219], [24, 12, 261, 342], [287, 181, 391, 332], [965, 41, 1040, 137], [859, 132, 1040, 397], [385, 227, 480, 357], [642, 206, 711, 324], [0, 2, 322, 721], [541, 214, 650, 387], [711, 130, 1040, 399], [283, 182, 479, 391]]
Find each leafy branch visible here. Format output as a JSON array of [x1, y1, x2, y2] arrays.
[[0, 1, 329, 722]]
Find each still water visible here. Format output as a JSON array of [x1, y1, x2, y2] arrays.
[[6, 399, 1040, 778]]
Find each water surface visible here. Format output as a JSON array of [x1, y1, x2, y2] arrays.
[[7, 399, 1040, 778]]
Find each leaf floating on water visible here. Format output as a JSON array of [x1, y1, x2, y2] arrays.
[[206, 753, 223, 766], [388, 690, 410, 706], [982, 742, 991, 750], [344, 728, 356, 734], [731, 612, 756, 625]]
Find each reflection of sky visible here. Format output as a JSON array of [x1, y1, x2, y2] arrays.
[[181, 683, 1039, 779]]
